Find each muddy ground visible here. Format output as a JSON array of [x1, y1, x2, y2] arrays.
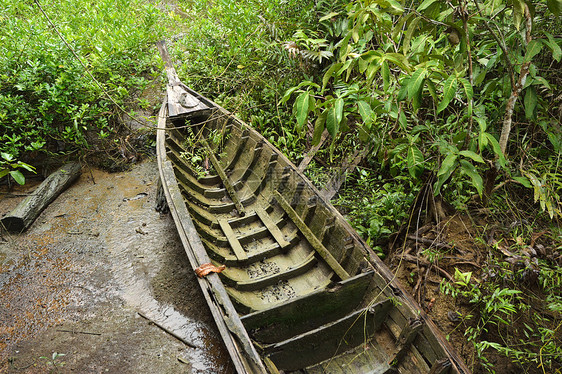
[[0, 161, 234, 373]]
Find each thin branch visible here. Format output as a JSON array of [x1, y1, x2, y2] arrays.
[[137, 312, 199, 349], [499, 3, 532, 155], [473, 0, 515, 89]]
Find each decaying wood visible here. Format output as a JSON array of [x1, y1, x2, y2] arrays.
[[1, 162, 81, 232], [156, 40, 210, 118], [137, 311, 198, 349], [429, 358, 452, 374], [273, 190, 350, 280], [406, 234, 453, 250], [155, 178, 169, 214], [320, 146, 368, 200], [156, 52, 473, 372], [202, 139, 245, 216], [391, 317, 424, 364], [297, 129, 328, 172], [401, 253, 454, 282]]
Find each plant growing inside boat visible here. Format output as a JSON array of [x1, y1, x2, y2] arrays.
[[180, 127, 228, 179]]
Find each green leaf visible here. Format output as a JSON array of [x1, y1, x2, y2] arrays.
[[513, 176, 532, 188], [312, 112, 327, 146], [403, 17, 421, 55], [357, 101, 374, 124], [458, 77, 473, 101], [545, 32, 562, 62], [479, 131, 488, 152], [0, 169, 8, 179], [437, 75, 458, 113], [326, 107, 339, 137], [280, 86, 298, 104], [485, 133, 506, 167], [397, 78, 409, 101], [9, 170, 25, 185], [294, 92, 310, 131], [407, 145, 424, 177], [438, 153, 458, 176], [17, 161, 36, 172], [417, 0, 438, 11], [334, 98, 344, 125], [408, 68, 426, 99], [1, 152, 14, 162], [524, 86, 537, 119], [525, 40, 543, 62], [319, 11, 340, 22], [398, 111, 408, 130], [547, 0, 562, 15], [426, 79, 438, 102], [322, 63, 343, 90], [382, 60, 390, 92], [366, 62, 381, 82], [459, 150, 485, 163], [385, 53, 410, 71], [512, 0, 525, 30], [434, 157, 456, 195], [459, 160, 483, 196]]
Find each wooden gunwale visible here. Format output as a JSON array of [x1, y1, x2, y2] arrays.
[[157, 81, 472, 373], [156, 99, 268, 374]]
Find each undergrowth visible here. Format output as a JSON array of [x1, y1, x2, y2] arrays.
[[167, 0, 319, 163], [0, 0, 165, 181]]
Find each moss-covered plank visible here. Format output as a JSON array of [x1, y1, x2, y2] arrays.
[[255, 206, 291, 248], [264, 299, 392, 371], [241, 271, 373, 343], [218, 218, 248, 261], [273, 190, 350, 280]]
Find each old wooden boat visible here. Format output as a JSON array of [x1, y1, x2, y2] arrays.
[[156, 42, 470, 374]]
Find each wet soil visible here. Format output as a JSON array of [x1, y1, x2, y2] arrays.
[[0, 161, 234, 373]]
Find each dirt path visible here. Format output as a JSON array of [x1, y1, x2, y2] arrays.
[[0, 161, 234, 373]]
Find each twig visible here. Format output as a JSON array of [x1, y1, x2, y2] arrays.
[[137, 312, 199, 349], [56, 329, 101, 336], [406, 234, 453, 250], [401, 253, 454, 282]]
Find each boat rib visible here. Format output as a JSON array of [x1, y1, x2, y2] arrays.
[[156, 40, 471, 374]]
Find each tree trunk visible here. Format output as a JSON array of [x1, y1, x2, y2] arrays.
[[1, 162, 82, 232]]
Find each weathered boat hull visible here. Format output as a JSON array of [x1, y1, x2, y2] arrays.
[[156, 51, 470, 374]]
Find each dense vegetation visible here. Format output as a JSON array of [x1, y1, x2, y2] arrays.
[[0, 0, 163, 180], [1, 0, 561, 372]]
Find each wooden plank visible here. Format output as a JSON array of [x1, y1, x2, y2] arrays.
[[320, 147, 368, 200], [429, 358, 452, 374], [273, 190, 350, 280], [202, 138, 246, 216], [242, 271, 373, 343], [218, 218, 248, 261], [265, 299, 392, 371], [297, 129, 328, 172], [254, 206, 290, 248], [390, 317, 424, 364]]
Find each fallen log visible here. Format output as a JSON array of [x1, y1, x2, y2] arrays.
[[1, 162, 81, 232]]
